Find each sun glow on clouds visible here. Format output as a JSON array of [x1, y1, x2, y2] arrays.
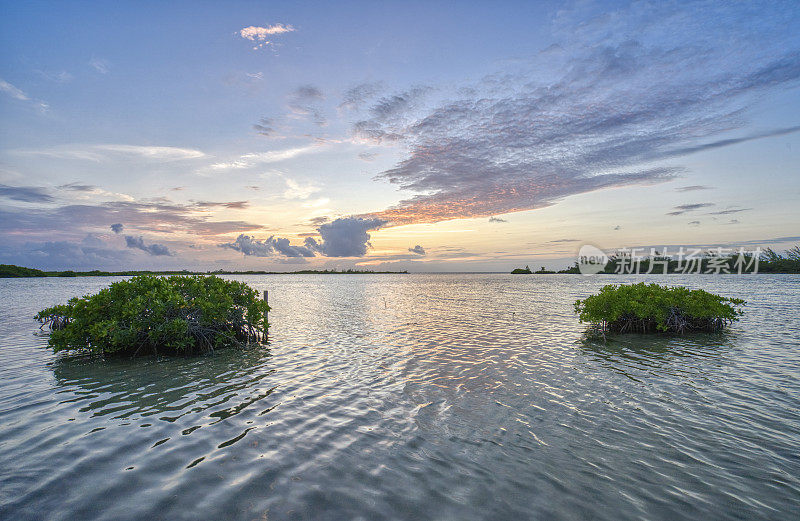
[[345, 3, 800, 230], [302, 197, 330, 208], [2, 3, 799, 271], [283, 178, 320, 200]]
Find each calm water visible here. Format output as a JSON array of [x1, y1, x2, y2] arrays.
[[0, 274, 799, 520]]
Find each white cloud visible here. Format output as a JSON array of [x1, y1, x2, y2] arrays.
[[15, 144, 206, 162], [208, 145, 321, 171], [0, 78, 29, 101], [36, 70, 73, 83], [58, 182, 135, 202], [94, 144, 206, 160], [89, 57, 109, 74], [240, 24, 295, 40], [1, 78, 49, 113], [239, 24, 295, 50], [302, 197, 330, 208], [284, 178, 320, 200]]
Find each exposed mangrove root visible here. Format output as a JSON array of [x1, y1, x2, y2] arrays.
[[602, 309, 732, 334]]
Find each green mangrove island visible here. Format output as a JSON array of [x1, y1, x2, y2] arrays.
[[36, 275, 269, 356], [574, 283, 745, 335]]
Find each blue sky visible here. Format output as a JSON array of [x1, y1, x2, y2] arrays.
[[1, 0, 798, 271]]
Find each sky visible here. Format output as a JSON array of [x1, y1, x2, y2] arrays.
[[1, 0, 798, 272]]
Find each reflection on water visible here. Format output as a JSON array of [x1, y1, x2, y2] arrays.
[[1, 274, 799, 520], [578, 332, 735, 379], [50, 346, 275, 422]]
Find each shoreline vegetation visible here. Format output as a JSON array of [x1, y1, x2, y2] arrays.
[[36, 275, 269, 356], [3, 244, 799, 278], [1, 264, 408, 278], [575, 283, 745, 336], [513, 245, 800, 274]]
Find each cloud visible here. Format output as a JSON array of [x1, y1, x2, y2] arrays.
[[676, 185, 713, 192], [110, 223, 124, 234], [240, 24, 295, 49], [0, 78, 29, 101], [0, 237, 130, 270], [667, 203, 715, 215], [240, 24, 295, 39], [253, 117, 275, 136], [208, 145, 320, 171], [222, 217, 387, 260], [358, 151, 378, 161], [288, 85, 326, 126], [0, 184, 53, 203], [0, 199, 263, 240], [688, 220, 701, 226], [369, 167, 678, 225], [294, 85, 323, 100], [353, 86, 431, 143], [663, 126, 800, 158], [16, 144, 206, 162], [283, 178, 320, 200], [96, 144, 205, 160], [408, 245, 426, 255], [709, 207, 751, 215], [488, 216, 507, 223], [58, 182, 96, 192], [35, 70, 73, 83], [302, 197, 329, 208], [54, 182, 134, 202], [194, 200, 250, 209], [0, 78, 48, 112], [304, 217, 386, 257], [308, 216, 329, 226], [124, 235, 172, 256], [219, 234, 315, 258], [352, 5, 800, 227], [89, 57, 109, 74], [340, 81, 385, 111]]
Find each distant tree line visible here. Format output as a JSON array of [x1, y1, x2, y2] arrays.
[[512, 244, 800, 274], [0, 264, 408, 278]]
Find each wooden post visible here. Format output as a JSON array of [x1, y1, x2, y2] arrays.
[[264, 290, 269, 338]]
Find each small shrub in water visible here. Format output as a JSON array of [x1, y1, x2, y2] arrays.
[[574, 283, 744, 335], [36, 275, 269, 356]]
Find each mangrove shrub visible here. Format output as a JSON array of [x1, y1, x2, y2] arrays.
[[574, 283, 744, 334], [36, 275, 269, 356]]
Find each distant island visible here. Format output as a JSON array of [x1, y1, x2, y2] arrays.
[[511, 245, 800, 274], [512, 264, 576, 274], [0, 264, 408, 278], [511, 265, 562, 274]]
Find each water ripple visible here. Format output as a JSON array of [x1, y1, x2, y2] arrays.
[[0, 274, 799, 520]]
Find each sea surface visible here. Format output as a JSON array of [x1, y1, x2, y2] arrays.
[[0, 274, 798, 520]]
